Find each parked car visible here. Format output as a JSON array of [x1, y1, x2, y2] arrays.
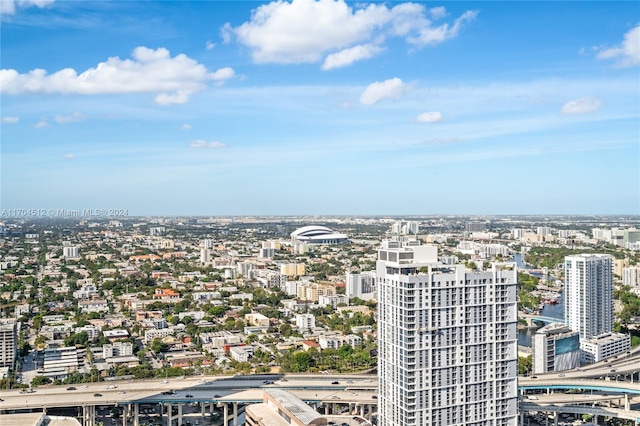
[[66, 386, 76, 391]]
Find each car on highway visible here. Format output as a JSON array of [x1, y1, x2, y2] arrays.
[[66, 386, 77, 391], [213, 394, 222, 398], [106, 385, 117, 389], [94, 393, 103, 397], [263, 380, 274, 385], [331, 381, 340, 385], [118, 391, 126, 394], [185, 394, 194, 398]]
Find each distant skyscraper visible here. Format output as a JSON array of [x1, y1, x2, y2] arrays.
[[564, 254, 613, 339], [377, 240, 518, 426], [62, 246, 79, 258], [0, 319, 17, 368], [465, 221, 487, 233], [200, 248, 210, 264]]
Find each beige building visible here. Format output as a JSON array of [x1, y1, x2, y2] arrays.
[[280, 263, 306, 277], [246, 389, 327, 426], [245, 313, 270, 327], [297, 283, 335, 302]]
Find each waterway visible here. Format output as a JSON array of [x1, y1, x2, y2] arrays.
[[513, 253, 564, 347]]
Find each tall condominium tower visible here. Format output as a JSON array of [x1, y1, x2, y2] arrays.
[[377, 240, 518, 426], [564, 254, 613, 339]]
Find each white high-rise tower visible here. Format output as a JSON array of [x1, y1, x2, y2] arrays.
[[377, 240, 518, 426], [564, 254, 613, 339]]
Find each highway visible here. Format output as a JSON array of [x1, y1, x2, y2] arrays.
[[0, 374, 378, 411], [3, 346, 640, 425]]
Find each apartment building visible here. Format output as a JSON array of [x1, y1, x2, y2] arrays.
[[377, 240, 518, 426]]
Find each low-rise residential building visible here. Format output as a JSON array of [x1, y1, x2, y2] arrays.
[[144, 328, 175, 344], [103, 341, 133, 358], [245, 313, 270, 327], [78, 298, 109, 313], [103, 329, 130, 341], [229, 345, 254, 362], [318, 294, 348, 309], [75, 325, 101, 340], [295, 314, 315, 330]]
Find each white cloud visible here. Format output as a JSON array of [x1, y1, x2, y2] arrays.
[[54, 112, 85, 124], [407, 10, 477, 45], [34, 120, 49, 128], [597, 25, 640, 67], [429, 6, 447, 20], [206, 41, 216, 50], [1, 116, 19, 124], [561, 97, 603, 115], [181, 123, 192, 130], [189, 140, 226, 149], [0, 0, 54, 16], [416, 111, 443, 123], [322, 44, 384, 70], [62, 154, 76, 159], [360, 78, 410, 105], [0, 46, 235, 105], [224, 0, 477, 68]]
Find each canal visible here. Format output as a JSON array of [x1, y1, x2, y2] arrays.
[[514, 253, 564, 347]]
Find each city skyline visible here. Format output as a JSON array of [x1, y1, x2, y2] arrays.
[[1, 1, 639, 216]]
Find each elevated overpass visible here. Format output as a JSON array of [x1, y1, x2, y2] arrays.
[[4, 371, 640, 425]]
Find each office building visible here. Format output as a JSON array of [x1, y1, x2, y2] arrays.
[[532, 323, 580, 374], [564, 254, 613, 339], [0, 319, 17, 368], [377, 240, 518, 426]]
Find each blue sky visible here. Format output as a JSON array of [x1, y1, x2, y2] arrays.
[[1, 0, 638, 216]]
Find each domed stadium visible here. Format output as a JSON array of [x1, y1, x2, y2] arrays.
[[290, 225, 348, 245]]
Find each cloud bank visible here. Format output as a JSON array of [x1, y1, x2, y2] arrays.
[[223, 0, 477, 68], [0, 46, 235, 105]]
